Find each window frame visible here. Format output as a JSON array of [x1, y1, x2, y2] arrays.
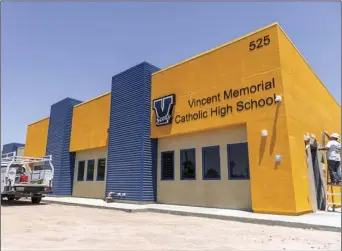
[[86, 159, 95, 181], [180, 148, 196, 180], [161, 150, 175, 181], [77, 160, 85, 181], [96, 158, 106, 181], [227, 142, 250, 180], [202, 145, 221, 180]]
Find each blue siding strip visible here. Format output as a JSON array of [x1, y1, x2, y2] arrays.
[[46, 98, 82, 195], [106, 62, 159, 202]]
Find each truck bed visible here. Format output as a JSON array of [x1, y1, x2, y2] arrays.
[[14, 184, 51, 193], [14, 183, 49, 187]]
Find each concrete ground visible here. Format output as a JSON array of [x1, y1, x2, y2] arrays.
[[1, 200, 341, 250], [43, 196, 341, 232]]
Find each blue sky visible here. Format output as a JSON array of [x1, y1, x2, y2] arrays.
[[2, 2, 341, 145]]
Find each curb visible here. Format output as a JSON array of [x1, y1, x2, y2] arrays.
[[147, 208, 341, 233], [44, 200, 148, 213], [44, 200, 341, 233]]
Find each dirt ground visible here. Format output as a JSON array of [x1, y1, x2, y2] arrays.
[[1, 200, 340, 250]]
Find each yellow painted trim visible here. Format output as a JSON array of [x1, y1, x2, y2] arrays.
[[153, 22, 280, 76], [253, 210, 313, 216], [72, 145, 107, 153], [277, 25, 340, 107], [74, 92, 111, 108], [27, 117, 50, 126]]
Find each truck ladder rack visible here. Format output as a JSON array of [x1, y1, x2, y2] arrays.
[[321, 132, 342, 212], [1, 152, 54, 181]]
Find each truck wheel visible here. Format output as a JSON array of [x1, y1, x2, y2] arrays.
[[31, 196, 42, 204], [7, 196, 15, 201]]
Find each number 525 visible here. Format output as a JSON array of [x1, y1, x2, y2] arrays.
[[249, 35, 270, 51]]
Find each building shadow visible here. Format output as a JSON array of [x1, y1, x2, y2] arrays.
[[259, 102, 280, 167], [259, 136, 267, 166], [269, 103, 281, 155]]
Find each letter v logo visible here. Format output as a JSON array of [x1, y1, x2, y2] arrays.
[[153, 94, 176, 126]]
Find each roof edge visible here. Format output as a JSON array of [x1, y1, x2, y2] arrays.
[[28, 117, 50, 126], [277, 25, 341, 107], [153, 22, 279, 76], [112, 61, 160, 79], [74, 92, 111, 108]]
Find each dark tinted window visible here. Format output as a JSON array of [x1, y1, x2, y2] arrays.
[[202, 146, 220, 179], [161, 151, 174, 180], [180, 149, 196, 180], [33, 165, 44, 171], [228, 143, 250, 180], [97, 158, 106, 181], [77, 161, 85, 181], [86, 160, 95, 181]]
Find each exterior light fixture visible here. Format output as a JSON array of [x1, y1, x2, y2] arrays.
[[261, 130, 268, 137], [275, 95, 282, 103], [275, 155, 282, 163]]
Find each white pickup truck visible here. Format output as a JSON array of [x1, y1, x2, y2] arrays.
[[1, 152, 54, 204]]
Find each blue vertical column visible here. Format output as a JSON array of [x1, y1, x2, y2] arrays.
[[106, 62, 159, 202], [46, 98, 82, 195]]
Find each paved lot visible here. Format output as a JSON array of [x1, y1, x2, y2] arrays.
[[1, 200, 341, 250]]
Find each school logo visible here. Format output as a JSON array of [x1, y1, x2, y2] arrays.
[[153, 94, 176, 126]]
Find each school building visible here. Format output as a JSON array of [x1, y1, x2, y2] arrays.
[[22, 23, 341, 215]]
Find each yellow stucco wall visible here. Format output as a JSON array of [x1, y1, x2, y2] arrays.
[[278, 27, 341, 212], [151, 23, 300, 214], [69, 92, 111, 152], [151, 23, 283, 138], [24, 117, 50, 157]]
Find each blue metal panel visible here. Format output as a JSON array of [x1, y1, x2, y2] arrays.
[[106, 62, 159, 201], [141, 63, 159, 201], [46, 98, 82, 195], [2, 143, 25, 154]]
